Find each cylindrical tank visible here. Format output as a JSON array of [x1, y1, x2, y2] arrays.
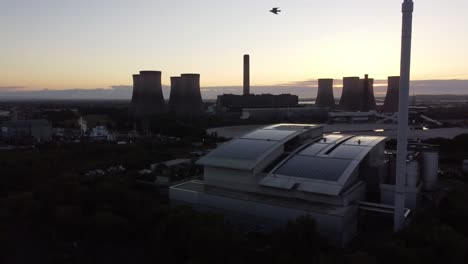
[[243, 54, 250, 96], [316, 79, 335, 108], [422, 151, 438, 191], [406, 159, 419, 188]]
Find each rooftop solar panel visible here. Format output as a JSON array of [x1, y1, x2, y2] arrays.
[[206, 139, 277, 160], [241, 129, 297, 141], [275, 156, 352, 182]]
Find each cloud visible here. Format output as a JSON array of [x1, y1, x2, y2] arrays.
[[0, 86, 27, 91]]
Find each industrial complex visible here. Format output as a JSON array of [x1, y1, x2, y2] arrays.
[[170, 123, 439, 245]]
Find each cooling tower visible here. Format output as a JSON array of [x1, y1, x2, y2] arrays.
[[339, 77, 361, 111], [359, 75, 377, 111], [382, 76, 400, 113], [131, 74, 141, 107], [315, 79, 335, 108], [169, 76, 182, 113], [244, 54, 250, 95], [137, 70, 165, 116], [172, 73, 203, 118]]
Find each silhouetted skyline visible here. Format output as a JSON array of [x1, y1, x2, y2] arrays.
[[1, 0, 467, 90]]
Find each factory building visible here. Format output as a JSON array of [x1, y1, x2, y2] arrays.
[[170, 124, 439, 246], [315, 79, 336, 108], [382, 76, 400, 113], [216, 54, 300, 119], [241, 107, 328, 122]]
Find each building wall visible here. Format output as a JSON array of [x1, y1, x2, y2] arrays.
[[170, 184, 357, 246]]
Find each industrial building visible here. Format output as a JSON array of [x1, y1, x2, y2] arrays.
[[241, 107, 328, 122], [216, 54, 300, 119], [170, 123, 439, 246]]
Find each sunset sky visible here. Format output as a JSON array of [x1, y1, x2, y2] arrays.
[[1, 0, 467, 90]]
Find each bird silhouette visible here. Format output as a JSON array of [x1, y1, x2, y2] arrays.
[[270, 7, 281, 15]]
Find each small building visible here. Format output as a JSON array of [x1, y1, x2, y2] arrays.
[[151, 159, 197, 186], [0, 119, 52, 142], [463, 160, 468, 174]]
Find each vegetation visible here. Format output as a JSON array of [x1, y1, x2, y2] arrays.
[[1, 135, 468, 263]]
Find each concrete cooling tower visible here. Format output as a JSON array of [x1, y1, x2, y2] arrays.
[[360, 75, 377, 111], [382, 76, 400, 113], [135, 70, 166, 117], [315, 79, 335, 108], [131, 74, 141, 109], [168, 73, 203, 118], [169, 76, 182, 113], [339, 77, 361, 111]]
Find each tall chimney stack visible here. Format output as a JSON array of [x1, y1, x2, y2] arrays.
[[243, 54, 250, 96], [394, 0, 414, 232]]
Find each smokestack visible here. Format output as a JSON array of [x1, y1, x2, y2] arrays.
[[315, 79, 335, 108], [138, 71, 165, 115], [243, 54, 250, 96], [383, 76, 400, 113], [394, 0, 414, 232], [339, 77, 360, 111]]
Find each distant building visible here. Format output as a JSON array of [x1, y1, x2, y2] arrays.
[[89, 126, 114, 141], [241, 106, 328, 122], [0, 119, 52, 142], [217, 94, 299, 119], [151, 159, 194, 186]]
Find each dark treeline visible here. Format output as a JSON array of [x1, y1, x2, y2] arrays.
[[1, 139, 468, 263]]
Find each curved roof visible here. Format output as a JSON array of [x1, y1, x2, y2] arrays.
[[197, 124, 323, 171], [197, 124, 386, 196], [260, 134, 386, 195]]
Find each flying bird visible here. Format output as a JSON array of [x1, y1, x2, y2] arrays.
[[270, 7, 281, 15]]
